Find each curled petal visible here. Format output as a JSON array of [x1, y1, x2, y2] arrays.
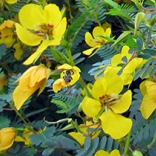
[[53, 78, 66, 93], [15, 23, 42, 46], [110, 90, 132, 114], [99, 110, 132, 139]]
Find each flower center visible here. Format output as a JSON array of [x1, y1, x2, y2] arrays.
[[32, 23, 54, 39], [99, 94, 119, 107]]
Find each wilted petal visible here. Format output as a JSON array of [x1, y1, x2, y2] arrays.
[[99, 109, 132, 139], [13, 80, 43, 110], [140, 95, 156, 119], [110, 90, 132, 114], [82, 96, 101, 117], [13, 43, 23, 60]]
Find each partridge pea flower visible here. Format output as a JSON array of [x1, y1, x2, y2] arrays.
[[13, 64, 51, 110], [53, 64, 81, 93], [15, 3, 67, 65], [140, 80, 156, 119], [0, 127, 16, 151], [83, 23, 111, 55], [94, 149, 120, 156], [105, 46, 143, 85], [82, 70, 132, 139]]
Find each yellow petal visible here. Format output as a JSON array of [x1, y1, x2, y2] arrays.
[[99, 110, 132, 139], [93, 26, 105, 38], [111, 54, 122, 66], [13, 81, 43, 110], [57, 64, 72, 70], [0, 36, 15, 48], [140, 95, 156, 119], [121, 46, 131, 59], [110, 150, 121, 156], [104, 27, 111, 37], [85, 32, 98, 47], [145, 81, 156, 101], [123, 58, 143, 74], [94, 150, 109, 156], [5, 0, 17, 4], [139, 81, 147, 96], [13, 43, 23, 60], [82, 96, 101, 117], [19, 4, 45, 30], [83, 47, 98, 55], [69, 132, 86, 146], [15, 23, 42, 46], [53, 17, 67, 41], [52, 78, 66, 93], [23, 40, 54, 65], [120, 73, 133, 85], [104, 69, 123, 94], [92, 77, 107, 100], [110, 90, 132, 114]]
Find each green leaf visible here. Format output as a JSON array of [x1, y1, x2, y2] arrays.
[[0, 44, 7, 59], [112, 31, 131, 47], [30, 127, 56, 146], [134, 12, 145, 35], [0, 116, 10, 129], [42, 147, 55, 156]]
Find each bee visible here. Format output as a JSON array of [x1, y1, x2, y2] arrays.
[[63, 70, 74, 83]]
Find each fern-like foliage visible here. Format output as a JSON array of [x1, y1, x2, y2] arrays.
[[134, 58, 156, 81], [75, 136, 123, 156], [104, 0, 134, 20], [97, 44, 120, 60], [51, 87, 83, 115]]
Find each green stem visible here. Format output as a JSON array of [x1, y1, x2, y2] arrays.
[[79, 77, 92, 98], [65, 0, 73, 23], [148, 132, 156, 149], [65, 48, 74, 66], [123, 130, 132, 155], [9, 102, 35, 132]]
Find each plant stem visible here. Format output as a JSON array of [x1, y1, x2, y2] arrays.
[[65, 48, 74, 66], [123, 130, 132, 155]]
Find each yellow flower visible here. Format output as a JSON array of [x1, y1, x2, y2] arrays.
[[139, 80, 156, 119], [53, 64, 81, 93], [105, 46, 143, 85], [13, 64, 51, 110], [15, 3, 67, 65], [69, 122, 101, 146], [82, 70, 132, 139], [13, 42, 24, 60], [94, 149, 120, 156], [0, 127, 16, 151], [83, 23, 111, 55], [0, 20, 15, 48]]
